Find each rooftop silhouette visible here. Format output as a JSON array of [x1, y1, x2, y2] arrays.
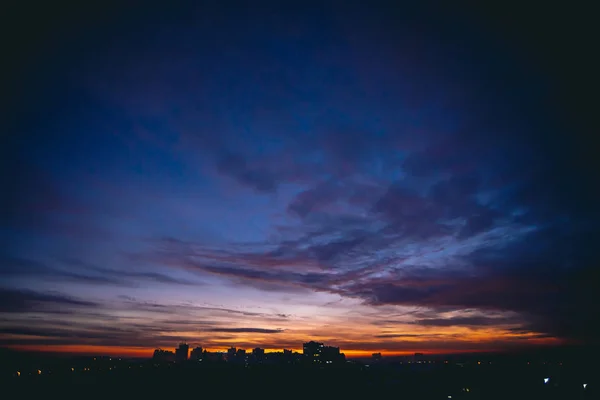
[[2, 345, 597, 399]]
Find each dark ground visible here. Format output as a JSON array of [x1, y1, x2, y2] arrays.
[[2, 353, 596, 399]]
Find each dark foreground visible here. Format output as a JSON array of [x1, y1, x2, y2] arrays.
[[2, 360, 595, 399]]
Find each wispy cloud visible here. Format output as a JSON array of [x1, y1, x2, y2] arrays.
[[0, 287, 100, 313], [0, 255, 204, 287], [206, 328, 285, 334]]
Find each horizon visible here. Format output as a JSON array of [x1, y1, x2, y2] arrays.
[[2, 2, 598, 358], [3, 341, 592, 360]]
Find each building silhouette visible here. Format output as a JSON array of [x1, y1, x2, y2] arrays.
[[283, 349, 293, 364], [157, 340, 343, 366], [227, 347, 236, 361], [190, 346, 203, 361], [226, 347, 248, 363], [236, 348, 246, 363], [175, 343, 189, 362], [153, 348, 175, 362], [303, 341, 324, 361], [322, 345, 345, 364], [203, 350, 224, 362], [302, 341, 345, 364], [252, 347, 265, 363]]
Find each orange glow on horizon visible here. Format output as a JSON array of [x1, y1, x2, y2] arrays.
[[10, 344, 153, 358], [8, 340, 560, 359]]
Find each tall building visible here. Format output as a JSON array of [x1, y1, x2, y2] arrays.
[[236, 348, 246, 361], [251, 347, 265, 363], [303, 341, 324, 361], [303, 341, 345, 364], [190, 346, 203, 361], [204, 351, 224, 362], [282, 349, 293, 364], [226, 348, 246, 364], [227, 347, 237, 361], [175, 343, 189, 362], [322, 345, 344, 364]]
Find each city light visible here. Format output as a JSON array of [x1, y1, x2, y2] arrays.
[[3, 340, 593, 399]]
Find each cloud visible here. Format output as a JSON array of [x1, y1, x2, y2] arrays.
[[287, 181, 341, 218], [0, 319, 203, 348], [374, 333, 449, 339], [206, 328, 284, 334], [189, 263, 331, 288], [338, 260, 600, 341], [310, 236, 367, 264], [0, 254, 202, 287], [118, 298, 289, 320], [372, 183, 452, 241], [458, 212, 498, 238], [0, 287, 99, 313], [125, 271, 198, 285], [0, 294, 292, 349], [148, 202, 600, 344], [216, 150, 278, 192], [0, 255, 127, 285], [415, 316, 519, 327]]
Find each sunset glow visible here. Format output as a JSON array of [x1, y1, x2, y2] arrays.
[[2, 1, 597, 359]]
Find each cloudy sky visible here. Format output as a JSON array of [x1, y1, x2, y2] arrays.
[[1, 1, 598, 357]]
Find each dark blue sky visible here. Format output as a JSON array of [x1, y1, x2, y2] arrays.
[[1, 1, 598, 355]]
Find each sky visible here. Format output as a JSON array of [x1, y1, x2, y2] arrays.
[[1, 1, 599, 357]]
